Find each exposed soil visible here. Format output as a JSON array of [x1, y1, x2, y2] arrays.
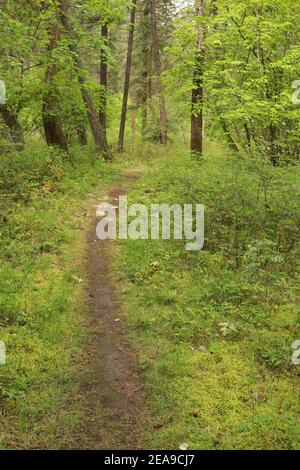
[[80, 170, 145, 449]]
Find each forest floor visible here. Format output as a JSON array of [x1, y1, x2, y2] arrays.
[[80, 170, 146, 449], [0, 142, 299, 449]]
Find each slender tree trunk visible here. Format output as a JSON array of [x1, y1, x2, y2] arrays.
[[99, 23, 108, 137], [131, 105, 136, 144], [141, 85, 148, 139], [244, 122, 252, 155], [118, 0, 137, 152], [58, 0, 110, 159], [141, 1, 151, 139], [43, 23, 68, 151], [269, 123, 278, 166], [151, 0, 168, 145], [0, 104, 25, 152], [191, 0, 205, 157]]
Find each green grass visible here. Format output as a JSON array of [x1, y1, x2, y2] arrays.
[[114, 144, 300, 450], [0, 142, 123, 449]]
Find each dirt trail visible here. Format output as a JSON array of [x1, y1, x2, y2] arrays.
[[83, 170, 145, 449]]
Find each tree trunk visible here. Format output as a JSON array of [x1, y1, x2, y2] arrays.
[[191, 0, 205, 157], [43, 23, 68, 151], [118, 0, 137, 152], [0, 104, 25, 152], [141, 80, 148, 139], [58, 0, 110, 159], [269, 123, 278, 166], [141, 1, 151, 139], [131, 105, 136, 144], [99, 23, 108, 136], [244, 122, 252, 155], [151, 0, 168, 145]]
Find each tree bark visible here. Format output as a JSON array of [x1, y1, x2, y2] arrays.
[[141, 1, 151, 139], [43, 23, 68, 151], [99, 23, 108, 136], [191, 0, 205, 157], [0, 104, 25, 152], [118, 0, 137, 152], [269, 123, 278, 166], [131, 104, 136, 144], [151, 0, 168, 145], [58, 0, 110, 159], [244, 122, 252, 155]]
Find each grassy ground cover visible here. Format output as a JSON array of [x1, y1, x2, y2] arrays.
[[115, 144, 300, 449], [1, 140, 299, 449], [0, 142, 123, 449]]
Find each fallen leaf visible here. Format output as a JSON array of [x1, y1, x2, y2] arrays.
[[150, 261, 160, 269], [218, 322, 229, 328], [72, 275, 84, 283], [153, 422, 164, 430], [179, 443, 189, 450]]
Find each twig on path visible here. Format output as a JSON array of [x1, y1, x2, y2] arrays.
[[127, 385, 144, 399]]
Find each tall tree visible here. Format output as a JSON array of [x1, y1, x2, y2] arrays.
[[151, 0, 168, 145], [118, 0, 138, 152], [58, 0, 110, 159], [140, 0, 151, 139], [99, 23, 108, 137], [42, 21, 68, 151], [191, 0, 205, 157], [0, 0, 25, 151]]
